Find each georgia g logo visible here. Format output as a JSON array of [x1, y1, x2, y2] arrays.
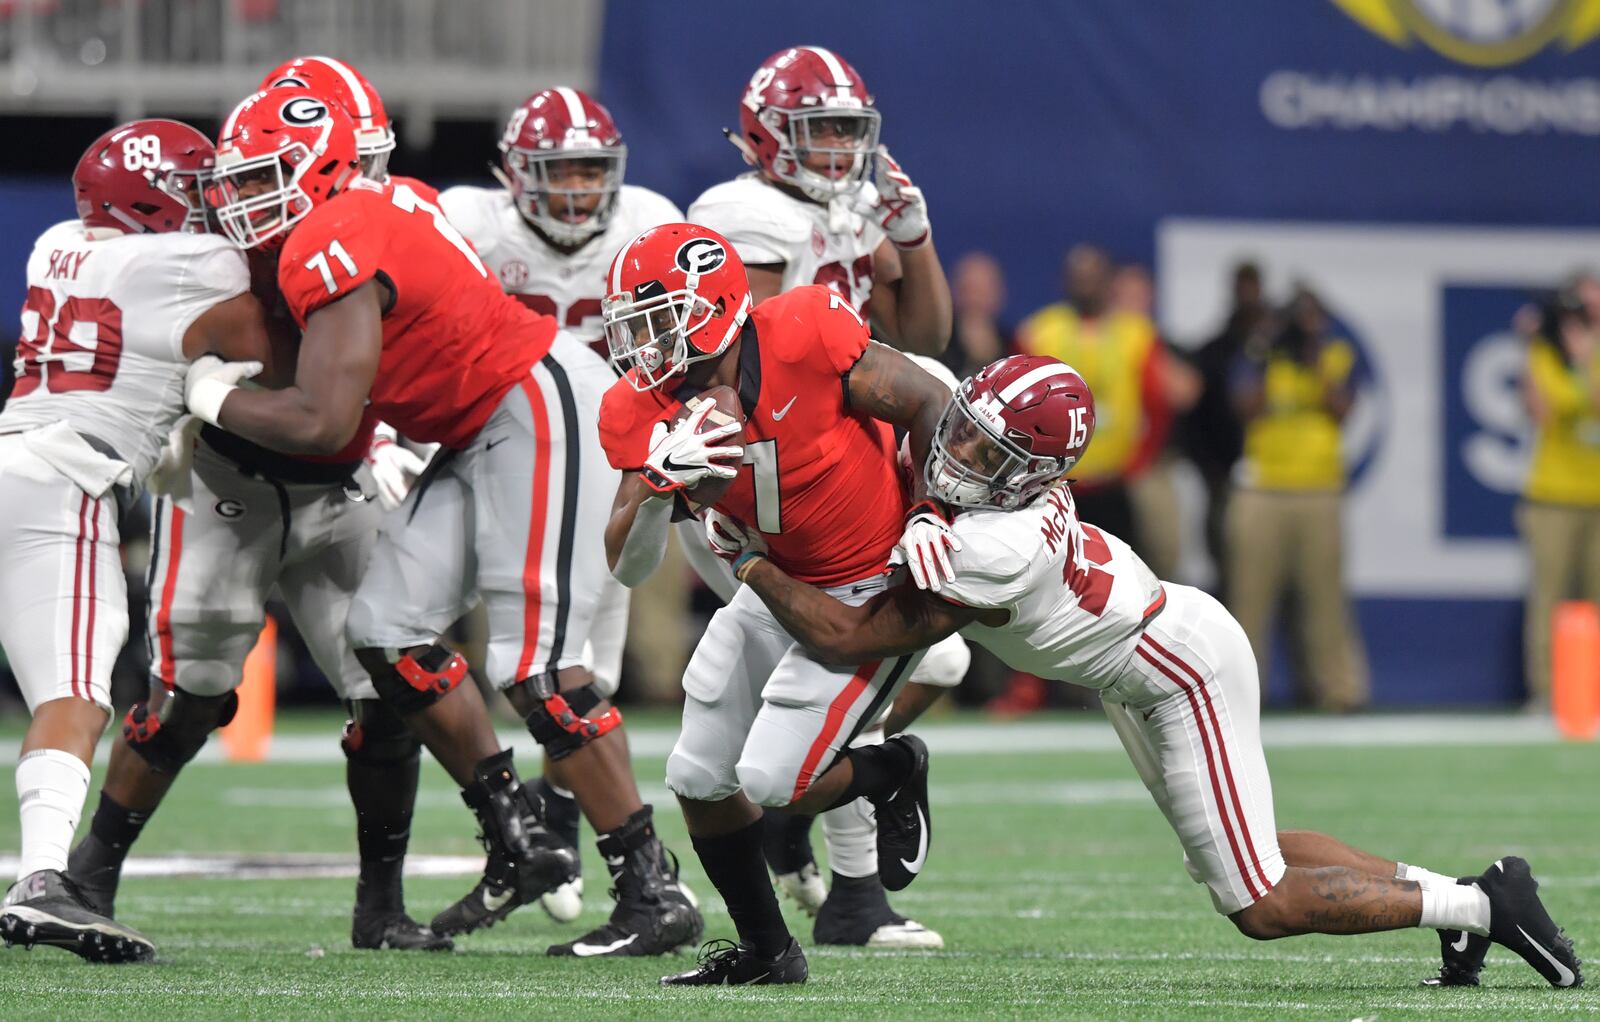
[[281, 96, 329, 126], [675, 238, 727, 276]]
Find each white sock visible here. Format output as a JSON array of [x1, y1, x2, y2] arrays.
[[15, 748, 92, 880], [1396, 861, 1459, 891], [1419, 881, 1491, 936]]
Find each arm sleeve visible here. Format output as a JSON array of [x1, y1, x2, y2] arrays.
[[277, 196, 390, 325], [938, 526, 1035, 610], [150, 240, 251, 359], [686, 193, 805, 266]]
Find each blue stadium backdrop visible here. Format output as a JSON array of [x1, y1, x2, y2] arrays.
[[8, 0, 1600, 703]]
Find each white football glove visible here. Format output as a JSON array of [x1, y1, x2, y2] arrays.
[[184, 354, 262, 426], [897, 499, 962, 592], [365, 424, 430, 511], [855, 146, 930, 249], [145, 415, 204, 500], [638, 402, 743, 494], [705, 507, 767, 563]]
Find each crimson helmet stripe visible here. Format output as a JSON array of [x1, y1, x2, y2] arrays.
[[553, 86, 589, 129], [804, 46, 853, 92], [302, 55, 375, 122], [998, 362, 1079, 402]]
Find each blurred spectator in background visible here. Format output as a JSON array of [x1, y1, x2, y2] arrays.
[[1185, 261, 1273, 595], [942, 251, 1013, 380], [1227, 285, 1369, 711], [1516, 277, 1600, 710]]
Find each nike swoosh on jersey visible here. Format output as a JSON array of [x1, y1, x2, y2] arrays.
[[772, 396, 798, 421], [1517, 924, 1578, 986], [1450, 931, 1470, 953], [900, 805, 929, 875], [570, 932, 639, 957]]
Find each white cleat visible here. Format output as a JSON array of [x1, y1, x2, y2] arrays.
[[540, 877, 585, 923], [775, 862, 828, 917], [865, 919, 945, 950]]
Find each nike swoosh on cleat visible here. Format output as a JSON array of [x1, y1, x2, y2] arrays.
[[570, 933, 639, 957], [1451, 931, 1470, 953], [1516, 924, 1578, 986], [899, 805, 929, 875]]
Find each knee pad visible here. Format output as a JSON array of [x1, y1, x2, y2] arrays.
[[665, 749, 739, 803], [735, 760, 792, 809], [340, 699, 420, 766], [372, 643, 467, 716], [518, 674, 622, 762], [123, 688, 238, 774]]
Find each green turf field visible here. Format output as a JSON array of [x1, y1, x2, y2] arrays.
[[0, 710, 1594, 1020]]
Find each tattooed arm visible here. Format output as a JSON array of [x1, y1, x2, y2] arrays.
[[846, 341, 952, 505]]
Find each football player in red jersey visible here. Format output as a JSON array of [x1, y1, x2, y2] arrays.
[[182, 88, 700, 953], [598, 224, 956, 985], [724, 354, 1583, 992], [68, 58, 446, 954]]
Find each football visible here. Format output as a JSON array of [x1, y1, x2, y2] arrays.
[[672, 384, 745, 509]]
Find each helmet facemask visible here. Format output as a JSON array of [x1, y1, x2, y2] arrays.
[[504, 147, 626, 247], [208, 145, 319, 250], [603, 283, 721, 391], [771, 107, 880, 202], [926, 391, 1071, 511]]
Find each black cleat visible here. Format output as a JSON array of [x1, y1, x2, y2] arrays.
[[1423, 877, 1489, 987], [1479, 857, 1583, 988], [66, 834, 123, 918], [548, 807, 702, 957], [872, 734, 930, 892], [813, 873, 943, 948], [0, 870, 154, 963], [352, 909, 454, 951], [659, 937, 808, 986], [429, 752, 579, 937]]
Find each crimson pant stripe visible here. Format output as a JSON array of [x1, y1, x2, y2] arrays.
[[791, 659, 881, 802], [1141, 634, 1272, 895], [69, 493, 90, 700], [1133, 641, 1262, 902], [143, 500, 165, 670], [1145, 636, 1267, 889], [538, 355, 580, 670], [84, 497, 100, 699], [514, 375, 553, 681]]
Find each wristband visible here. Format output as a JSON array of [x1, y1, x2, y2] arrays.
[[733, 549, 768, 583], [892, 228, 930, 251], [905, 497, 951, 525], [638, 465, 685, 494], [187, 376, 237, 427]]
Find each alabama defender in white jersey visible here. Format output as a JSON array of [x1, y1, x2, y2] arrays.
[[687, 45, 960, 948], [0, 120, 276, 963], [67, 58, 451, 957], [438, 87, 693, 932], [727, 354, 1583, 991]]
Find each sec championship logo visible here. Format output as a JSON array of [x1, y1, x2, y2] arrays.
[[1334, 0, 1600, 65]]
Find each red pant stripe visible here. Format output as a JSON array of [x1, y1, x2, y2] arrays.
[[154, 505, 186, 690], [790, 659, 881, 803], [84, 497, 100, 700], [69, 493, 89, 700], [1141, 634, 1272, 895], [514, 374, 553, 681]]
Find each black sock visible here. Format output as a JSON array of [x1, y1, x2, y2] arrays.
[[533, 776, 581, 850], [691, 818, 791, 957], [760, 807, 816, 874], [87, 792, 151, 858], [825, 739, 915, 810], [828, 871, 893, 910], [346, 751, 419, 915]]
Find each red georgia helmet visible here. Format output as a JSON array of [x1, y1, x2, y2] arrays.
[[927, 355, 1097, 511], [736, 46, 880, 203], [602, 223, 752, 391], [498, 87, 626, 247], [73, 119, 215, 235], [209, 87, 360, 250], [260, 55, 395, 178]]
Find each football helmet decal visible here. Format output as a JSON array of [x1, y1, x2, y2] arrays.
[[73, 119, 216, 235], [260, 55, 395, 179], [927, 355, 1096, 511], [603, 223, 752, 391]]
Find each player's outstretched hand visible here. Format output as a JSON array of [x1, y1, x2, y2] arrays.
[[898, 499, 962, 592], [705, 508, 766, 563], [855, 146, 930, 249], [639, 403, 744, 494], [184, 354, 262, 426], [366, 425, 430, 511]]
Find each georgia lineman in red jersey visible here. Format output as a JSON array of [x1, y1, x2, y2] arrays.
[[185, 89, 699, 952], [597, 224, 953, 986]]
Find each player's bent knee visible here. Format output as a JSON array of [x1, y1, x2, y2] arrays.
[[341, 698, 419, 766], [735, 760, 796, 809], [368, 643, 468, 716], [1229, 892, 1290, 941], [665, 751, 739, 803], [515, 674, 622, 762], [122, 686, 239, 774]]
